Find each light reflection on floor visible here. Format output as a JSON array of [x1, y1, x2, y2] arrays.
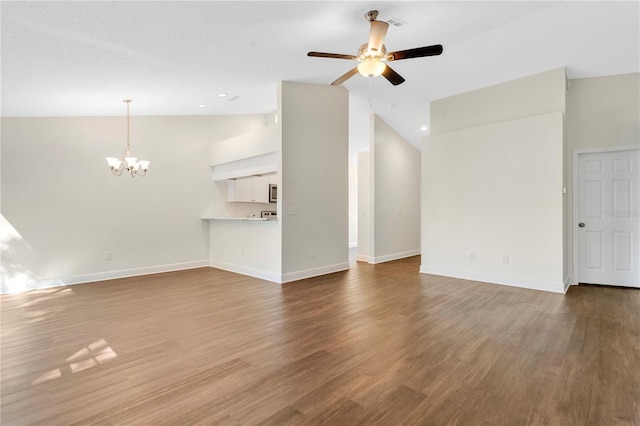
[[19, 288, 74, 308], [31, 339, 118, 386]]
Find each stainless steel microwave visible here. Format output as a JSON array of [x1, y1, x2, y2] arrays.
[[269, 184, 277, 203]]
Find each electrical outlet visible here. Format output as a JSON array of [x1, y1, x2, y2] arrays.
[[241, 248, 245, 256], [469, 252, 476, 261], [310, 249, 316, 259], [502, 256, 509, 264], [105, 251, 113, 261]]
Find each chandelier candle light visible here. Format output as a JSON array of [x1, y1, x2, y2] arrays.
[[106, 99, 150, 177]]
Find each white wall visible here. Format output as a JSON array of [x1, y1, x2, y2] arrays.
[[348, 160, 358, 247], [357, 151, 371, 261], [431, 67, 567, 133], [371, 115, 421, 262], [423, 68, 566, 293], [348, 91, 371, 249], [209, 125, 278, 180], [565, 72, 640, 283], [348, 92, 370, 162], [279, 81, 349, 282], [356, 115, 421, 264], [208, 220, 280, 282], [566, 73, 639, 150], [422, 113, 565, 293], [210, 125, 278, 166], [1, 114, 268, 292]]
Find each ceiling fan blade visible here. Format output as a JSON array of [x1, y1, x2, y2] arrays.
[[382, 65, 405, 86], [308, 52, 357, 60], [386, 44, 444, 61], [368, 20, 389, 54], [331, 68, 359, 86]]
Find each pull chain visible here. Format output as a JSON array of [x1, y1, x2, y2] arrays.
[[368, 77, 374, 112]]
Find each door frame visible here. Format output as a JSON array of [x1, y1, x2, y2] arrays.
[[572, 145, 640, 285]]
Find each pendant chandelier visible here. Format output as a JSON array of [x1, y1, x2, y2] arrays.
[[106, 99, 150, 177]]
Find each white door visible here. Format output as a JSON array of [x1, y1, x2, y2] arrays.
[[577, 149, 639, 287]]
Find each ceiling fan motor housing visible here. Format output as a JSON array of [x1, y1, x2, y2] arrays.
[[365, 10, 379, 22], [358, 43, 386, 60]]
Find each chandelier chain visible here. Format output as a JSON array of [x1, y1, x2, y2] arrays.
[[125, 99, 131, 157], [127, 100, 130, 150]]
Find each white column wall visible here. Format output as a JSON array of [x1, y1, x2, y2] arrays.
[[279, 82, 349, 282]]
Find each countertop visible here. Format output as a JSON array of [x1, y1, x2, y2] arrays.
[[201, 217, 276, 222]]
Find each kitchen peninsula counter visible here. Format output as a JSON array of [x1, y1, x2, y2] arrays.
[[205, 216, 280, 283], [202, 217, 276, 222]]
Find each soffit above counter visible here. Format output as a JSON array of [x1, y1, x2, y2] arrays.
[[210, 124, 279, 181]]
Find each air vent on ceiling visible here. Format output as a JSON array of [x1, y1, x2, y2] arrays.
[[385, 17, 406, 27]]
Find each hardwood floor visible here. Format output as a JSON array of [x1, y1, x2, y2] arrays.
[[1, 257, 639, 425]]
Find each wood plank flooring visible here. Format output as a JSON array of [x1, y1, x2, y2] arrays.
[[1, 256, 639, 425]]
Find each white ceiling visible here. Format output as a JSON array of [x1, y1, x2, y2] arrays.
[[2, 1, 638, 149]]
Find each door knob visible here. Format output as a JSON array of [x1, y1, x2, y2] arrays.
[[579, 223, 585, 227]]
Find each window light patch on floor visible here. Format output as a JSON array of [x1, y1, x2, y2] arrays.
[[31, 339, 117, 386]]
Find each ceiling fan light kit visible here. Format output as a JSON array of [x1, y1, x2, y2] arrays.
[[307, 10, 443, 86], [358, 58, 386, 78]]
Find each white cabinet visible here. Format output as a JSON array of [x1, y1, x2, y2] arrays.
[[232, 177, 254, 202], [228, 175, 270, 203], [252, 176, 270, 203]]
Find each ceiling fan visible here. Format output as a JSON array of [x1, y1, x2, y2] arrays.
[[308, 10, 443, 86]]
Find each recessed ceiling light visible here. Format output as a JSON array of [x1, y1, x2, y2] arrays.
[[217, 93, 228, 98], [198, 104, 207, 108], [420, 125, 428, 131]]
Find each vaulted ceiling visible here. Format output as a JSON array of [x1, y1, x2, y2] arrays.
[[2, 1, 638, 149]]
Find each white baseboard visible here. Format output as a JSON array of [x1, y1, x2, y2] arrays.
[[370, 249, 420, 264], [208, 260, 281, 283], [419, 265, 566, 294], [281, 262, 350, 284], [1, 260, 210, 294], [563, 275, 572, 293], [356, 250, 419, 264], [3, 258, 352, 294]]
